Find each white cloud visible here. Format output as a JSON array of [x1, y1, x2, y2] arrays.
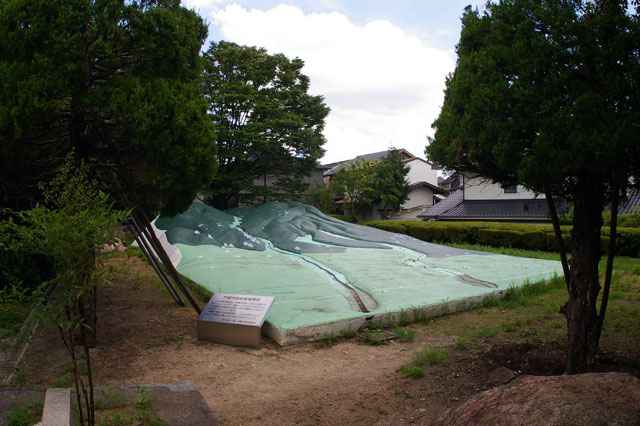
[[210, 4, 455, 163], [183, 0, 224, 10]]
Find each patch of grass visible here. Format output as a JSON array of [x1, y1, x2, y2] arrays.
[[394, 326, 416, 343], [397, 365, 425, 378], [179, 273, 213, 303], [99, 411, 129, 426], [398, 309, 410, 326], [340, 326, 356, 339], [361, 328, 389, 346], [455, 336, 472, 349], [479, 326, 498, 339], [500, 319, 520, 332], [5, 397, 43, 426], [312, 332, 338, 349], [412, 347, 449, 367], [502, 276, 565, 307], [13, 368, 27, 385], [134, 389, 167, 426]]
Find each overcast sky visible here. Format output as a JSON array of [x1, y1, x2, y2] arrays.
[[183, 1, 483, 163]]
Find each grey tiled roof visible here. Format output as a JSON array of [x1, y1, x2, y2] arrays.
[[619, 189, 640, 215], [322, 149, 416, 176], [419, 190, 563, 220], [418, 189, 463, 218], [440, 199, 553, 219]]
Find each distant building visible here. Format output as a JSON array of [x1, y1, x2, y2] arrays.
[[419, 172, 561, 222]]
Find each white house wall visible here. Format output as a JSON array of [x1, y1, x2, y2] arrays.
[[403, 186, 434, 210], [463, 174, 544, 200], [406, 159, 438, 186]]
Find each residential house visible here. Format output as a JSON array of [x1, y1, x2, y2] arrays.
[[418, 172, 559, 222]]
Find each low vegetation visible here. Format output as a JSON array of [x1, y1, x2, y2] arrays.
[[365, 220, 640, 257]]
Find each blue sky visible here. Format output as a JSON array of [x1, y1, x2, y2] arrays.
[[183, 1, 483, 163]]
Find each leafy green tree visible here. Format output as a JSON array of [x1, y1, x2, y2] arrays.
[[427, 0, 640, 373], [305, 182, 338, 214], [201, 41, 330, 209], [330, 159, 378, 221], [1, 159, 128, 426], [0, 0, 216, 216], [375, 148, 411, 219]]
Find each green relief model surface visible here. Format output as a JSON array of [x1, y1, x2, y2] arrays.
[[156, 202, 563, 329]]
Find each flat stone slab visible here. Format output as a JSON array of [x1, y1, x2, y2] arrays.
[[93, 382, 220, 426], [0, 383, 219, 426]]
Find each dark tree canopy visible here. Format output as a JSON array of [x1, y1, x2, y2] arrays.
[[427, 0, 639, 373], [0, 0, 217, 216], [201, 41, 330, 210]]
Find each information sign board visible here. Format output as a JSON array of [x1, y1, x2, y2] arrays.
[[197, 293, 275, 348]]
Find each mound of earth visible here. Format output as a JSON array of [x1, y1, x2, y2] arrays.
[[437, 372, 640, 426]]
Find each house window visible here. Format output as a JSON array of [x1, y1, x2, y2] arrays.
[[503, 184, 517, 194]]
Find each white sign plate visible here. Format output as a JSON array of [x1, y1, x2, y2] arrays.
[[199, 293, 275, 327]]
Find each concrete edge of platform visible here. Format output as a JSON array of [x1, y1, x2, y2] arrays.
[[263, 289, 508, 346]]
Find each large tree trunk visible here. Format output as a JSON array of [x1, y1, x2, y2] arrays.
[[562, 185, 604, 374]]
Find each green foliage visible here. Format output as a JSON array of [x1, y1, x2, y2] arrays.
[[99, 412, 128, 426], [0, 0, 216, 216], [454, 336, 472, 349], [5, 398, 43, 426], [201, 41, 329, 209], [425, 0, 640, 373], [398, 365, 425, 379], [0, 159, 128, 426], [394, 326, 416, 343], [330, 149, 411, 220], [305, 183, 338, 214], [412, 347, 449, 366], [479, 326, 498, 339], [361, 327, 389, 346], [477, 229, 522, 249], [339, 326, 356, 338], [331, 158, 378, 221], [375, 148, 412, 218]]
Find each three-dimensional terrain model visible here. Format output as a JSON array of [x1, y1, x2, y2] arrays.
[[154, 202, 562, 344]]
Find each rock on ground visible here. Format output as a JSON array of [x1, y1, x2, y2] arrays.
[[436, 372, 640, 426]]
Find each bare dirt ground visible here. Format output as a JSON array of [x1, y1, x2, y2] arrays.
[[6, 254, 640, 425]]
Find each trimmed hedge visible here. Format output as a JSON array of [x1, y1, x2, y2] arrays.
[[364, 220, 640, 257]]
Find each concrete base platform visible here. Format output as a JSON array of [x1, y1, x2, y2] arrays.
[[263, 290, 507, 345]]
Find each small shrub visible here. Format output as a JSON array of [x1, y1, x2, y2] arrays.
[[362, 329, 389, 346], [5, 398, 43, 426], [479, 326, 498, 339], [99, 412, 128, 426], [413, 347, 449, 366], [455, 336, 472, 349], [394, 326, 416, 343], [500, 320, 520, 332], [398, 364, 425, 378], [339, 327, 356, 338]]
